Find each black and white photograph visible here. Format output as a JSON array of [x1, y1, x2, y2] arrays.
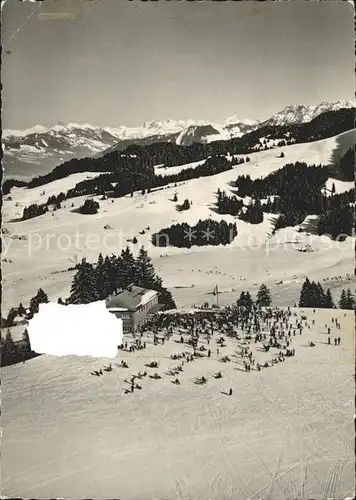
[[1, 1, 355, 499]]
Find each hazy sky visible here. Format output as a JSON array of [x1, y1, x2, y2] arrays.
[[2, 0, 354, 130]]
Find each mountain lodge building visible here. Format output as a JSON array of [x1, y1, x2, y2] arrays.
[[105, 284, 162, 333]]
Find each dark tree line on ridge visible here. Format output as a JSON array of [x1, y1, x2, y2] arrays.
[[152, 219, 238, 248]]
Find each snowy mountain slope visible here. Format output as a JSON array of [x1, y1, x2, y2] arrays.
[[259, 100, 355, 128], [176, 124, 228, 146], [2, 130, 354, 315], [3, 124, 123, 180], [3, 172, 110, 212]]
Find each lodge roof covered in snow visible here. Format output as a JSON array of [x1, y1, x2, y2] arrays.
[[105, 285, 158, 312]]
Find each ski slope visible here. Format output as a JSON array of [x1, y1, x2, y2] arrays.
[[4, 171, 110, 212], [2, 308, 354, 499], [1, 131, 354, 313]]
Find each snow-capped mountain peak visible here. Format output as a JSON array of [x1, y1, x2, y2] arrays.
[[260, 100, 355, 128]]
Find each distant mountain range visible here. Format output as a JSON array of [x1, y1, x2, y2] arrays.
[[2, 101, 354, 180]]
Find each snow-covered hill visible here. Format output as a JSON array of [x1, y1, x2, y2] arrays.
[[2, 308, 354, 499]]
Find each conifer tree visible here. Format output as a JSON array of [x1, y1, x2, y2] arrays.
[[6, 307, 18, 327], [298, 279, 328, 308], [96, 253, 111, 300], [237, 291, 246, 307], [18, 302, 26, 316], [21, 329, 31, 355], [237, 291, 253, 310], [105, 255, 117, 294], [135, 246, 157, 289], [256, 284, 272, 307], [117, 247, 137, 289], [78, 199, 99, 214], [3, 330, 17, 364], [345, 289, 355, 310], [69, 259, 99, 304], [28, 289, 49, 318], [158, 287, 176, 311], [299, 278, 311, 307], [339, 289, 347, 309], [37, 288, 49, 304], [316, 282, 326, 307], [245, 291, 253, 310]]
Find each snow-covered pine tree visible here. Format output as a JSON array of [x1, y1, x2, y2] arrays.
[[28, 288, 49, 318], [299, 278, 312, 307], [18, 302, 26, 316], [236, 291, 246, 307], [158, 287, 176, 311], [6, 307, 18, 327], [345, 289, 355, 310], [256, 284, 272, 307], [245, 291, 254, 310], [324, 288, 334, 309], [69, 259, 99, 304], [339, 289, 347, 309], [106, 255, 118, 294], [3, 330, 18, 364], [135, 246, 157, 289], [37, 288, 49, 304], [237, 291, 254, 310], [21, 329, 31, 355], [117, 247, 138, 289], [96, 253, 112, 300], [316, 282, 326, 308], [309, 281, 323, 308]]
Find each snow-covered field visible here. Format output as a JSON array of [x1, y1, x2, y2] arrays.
[[323, 177, 354, 196], [2, 308, 354, 499], [1, 131, 354, 314]]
